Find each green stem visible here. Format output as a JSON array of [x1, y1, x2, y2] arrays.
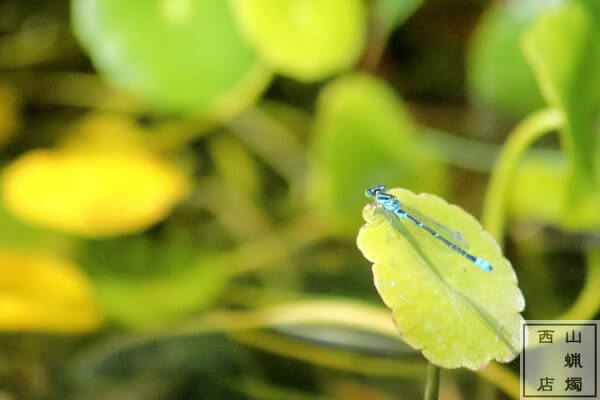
[[482, 108, 564, 244], [363, 24, 389, 71], [424, 362, 440, 400], [558, 248, 600, 320], [363, 0, 423, 71]]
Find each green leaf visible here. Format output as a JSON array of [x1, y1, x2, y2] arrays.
[[523, 1, 600, 204], [510, 151, 600, 231], [79, 237, 230, 327], [467, 0, 559, 117], [94, 255, 229, 328], [72, 0, 271, 116], [307, 73, 447, 234], [230, 0, 366, 81], [357, 188, 524, 369]]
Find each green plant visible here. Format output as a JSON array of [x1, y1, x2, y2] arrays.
[[0, 0, 598, 399], [355, 1, 600, 398]]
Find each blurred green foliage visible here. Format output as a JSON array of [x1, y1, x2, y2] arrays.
[[79, 237, 230, 327], [467, 0, 552, 118], [0, 0, 598, 399], [71, 0, 271, 115], [523, 0, 600, 221], [308, 73, 446, 233]]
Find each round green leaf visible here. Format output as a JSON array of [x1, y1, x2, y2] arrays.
[[230, 0, 366, 81], [307, 73, 447, 234], [72, 0, 271, 116], [357, 188, 524, 369], [79, 237, 230, 327], [467, 0, 561, 118], [94, 255, 229, 327], [523, 1, 600, 111]]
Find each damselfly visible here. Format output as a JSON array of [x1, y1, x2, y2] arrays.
[[365, 185, 492, 272]]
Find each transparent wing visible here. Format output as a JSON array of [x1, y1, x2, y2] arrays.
[[397, 202, 470, 250]]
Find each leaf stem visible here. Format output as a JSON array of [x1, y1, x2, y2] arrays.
[[482, 108, 564, 244], [558, 247, 600, 320], [424, 362, 440, 400], [363, 0, 423, 71]]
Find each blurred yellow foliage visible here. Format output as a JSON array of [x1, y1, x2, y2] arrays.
[[232, 0, 366, 81], [0, 249, 102, 332], [1, 149, 189, 237]]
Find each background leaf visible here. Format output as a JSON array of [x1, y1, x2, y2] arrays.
[[357, 188, 524, 369], [231, 0, 366, 81], [308, 73, 447, 233], [0, 249, 102, 332], [79, 237, 230, 327], [71, 0, 271, 115], [466, 0, 560, 118], [1, 149, 189, 237]]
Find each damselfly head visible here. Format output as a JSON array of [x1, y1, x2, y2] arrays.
[[365, 185, 387, 198]]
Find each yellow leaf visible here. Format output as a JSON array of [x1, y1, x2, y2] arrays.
[[1, 149, 189, 237], [0, 249, 102, 332]]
